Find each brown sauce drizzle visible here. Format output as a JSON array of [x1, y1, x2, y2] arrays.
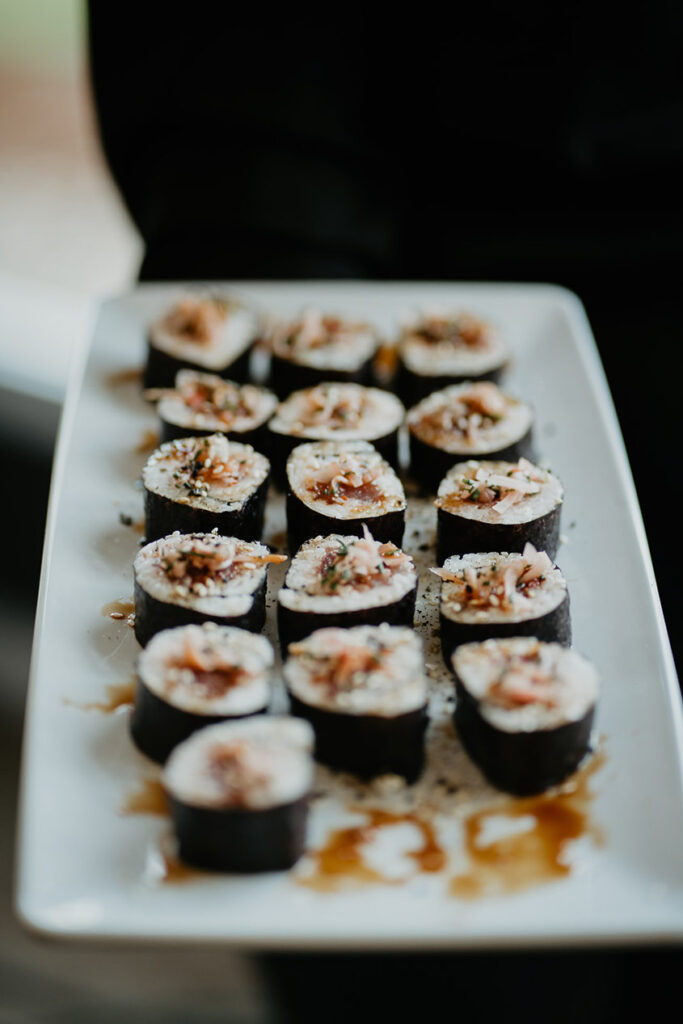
[[299, 809, 446, 892], [121, 778, 169, 816], [450, 748, 606, 899], [136, 429, 160, 454], [66, 678, 135, 713], [101, 599, 135, 625], [105, 367, 143, 387]]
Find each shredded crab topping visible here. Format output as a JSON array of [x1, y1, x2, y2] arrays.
[[290, 634, 388, 694], [145, 372, 268, 427], [164, 633, 249, 698], [206, 740, 283, 808], [484, 644, 564, 709], [415, 382, 509, 445], [436, 458, 544, 515], [169, 435, 253, 497], [313, 525, 413, 595], [431, 543, 554, 611], [161, 296, 229, 345], [285, 383, 370, 431], [306, 451, 381, 504], [270, 309, 371, 357], [411, 312, 490, 348], [157, 534, 285, 597]]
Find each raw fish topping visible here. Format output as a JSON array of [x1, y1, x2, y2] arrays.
[[432, 543, 554, 612]]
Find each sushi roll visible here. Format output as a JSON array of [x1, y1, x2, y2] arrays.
[[163, 716, 315, 872], [452, 637, 599, 795], [435, 457, 564, 565], [265, 308, 380, 399], [142, 433, 270, 543], [133, 531, 286, 647], [434, 544, 571, 666], [147, 370, 277, 448], [144, 294, 259, 389], [407, 381, 534, 493], [277, 529, 418, 652], [130, 623, 274, 764], [267, 382, 405, 486], [284, 624, 429, 782], [397, 311, 508, 404], [285, 440, 406, 553]]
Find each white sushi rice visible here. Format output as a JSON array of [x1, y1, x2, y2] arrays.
[[284, 624, 427, 716], [407, 382, 532, 456], [400, 312, 508, 377], [134, 532, 271, 618], [278, 534, 417, 614], [163, 716, 315, 810], [287, 440, 405, 519], [269, 309, 379, 371], [157, 370, 277, 435], [436, 459, 563, 525], [149, 297, 258, 371], [137, 623, 273, 716], [453, 637, 599, 732], [143, 434, 269, 514], [269, 383, 404, 441], [439, 551, 567, 625]]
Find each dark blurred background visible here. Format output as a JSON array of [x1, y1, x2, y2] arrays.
[[0, 2, 681, 1021]]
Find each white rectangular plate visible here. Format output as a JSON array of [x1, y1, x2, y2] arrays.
[[16, 282, 683, 948]]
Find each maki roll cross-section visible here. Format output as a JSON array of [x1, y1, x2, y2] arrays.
[[434, 543, 571, 665], [163, 716, 315, 872], [286, 440, 406, 553], [267, 382, 404, 485], [284, 624, 429, 782], [397, 311, 508, 404], [264, 308, 380, 398], [142, 433, 270, 543], [452, 638, 599, 795], [144, 294, 259, 389], [130, 623, 274, 764], [277, 529, 418, 651], [147, 369, 277, 447], [407, 381, 534, 492], [435, 458, 563, 564], [133, 531, 286, 647]]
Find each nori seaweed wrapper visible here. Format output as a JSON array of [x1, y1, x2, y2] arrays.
[[452, 672, 595, 796], [144, 476, 269, 544], [288, 694, 428, 782], [134, 576, 268, 648], [169, 794, 310, 872]]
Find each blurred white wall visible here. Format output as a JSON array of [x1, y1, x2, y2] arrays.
[[0, 0, 141, 400]]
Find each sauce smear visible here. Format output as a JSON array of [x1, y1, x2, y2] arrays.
[[105, 367, 142, 387], [67, 679, 135, 713], [300, 808, 446, 891], [450, 749, 605, 898], [136, 429, 160, 454], [101, 599, 135, 625], [121, 778, 169, 816]]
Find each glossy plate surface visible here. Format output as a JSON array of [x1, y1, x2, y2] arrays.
[[16, 283, 683, 947]]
